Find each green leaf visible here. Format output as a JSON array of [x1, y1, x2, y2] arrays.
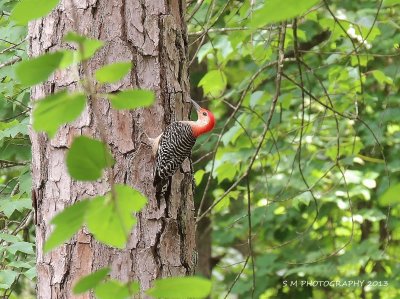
[[19, 170, 32, 195], [86, 185, 147, 248], [24, 267, 37, 280], [95, 280, 139, 299], [0, 270, 18, 289], [15, 51, 64, 86], [146, 277, 212, 299], [44, 200, 90, 252], [0, 119, 28, 139], [0, 120, 19, 131], [73, 268, 110, 294], [384, 0, 400, 6], [10, 0, 60, 25], [215, 163, 237, 183], [249, 91, 265, 109], [194, 169, 205, 186], [372, 70, 393, 85], [0, 233, 20, 243], [95, 62, 132, 83], [198, 70, 227, 97], [32, 91, 87, 138], [358, 209, 387, 222], [221, 124, 242, 146], [7, 242, 34, 255], [0, 198, 31, 217], [8, 261, 32, 269], [66, 136, 114, 181], [59, 50, 79, 69], [64, 32, 104, 60], [379, 183, 400, 206], [250, 0, 320, 28], [106, 89, 155, 110], [115, 184, 148, 212]]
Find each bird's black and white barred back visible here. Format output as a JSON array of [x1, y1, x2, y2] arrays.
[[153, 122, 196, 204]]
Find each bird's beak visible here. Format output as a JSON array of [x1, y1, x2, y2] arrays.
[[189, 98, 201, 112]]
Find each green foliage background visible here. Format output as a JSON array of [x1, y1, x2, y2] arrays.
[[0, 0, 399, 298], [188, 0, 400, 298]]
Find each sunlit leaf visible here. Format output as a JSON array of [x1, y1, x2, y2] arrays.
[[95, 280, 139, 299], [372, 70, 393, 85], [59, 50, 79, 69], [66, 136, 114, 181], [194, 170, 205, 186], [215, 163, 237, 183], [64, 32, 104, 60], [106, 89, 155, 110], [44, 200, 90, 252], [15, 51, 64, 86], [11, 0, 60, 25], [95, 62, 132, 83], [32, 91, 87, 138], [198, 69, 227, 97], [379, 183, 400, 206], [250, 0, 320, 28], [86, 185, 147, 248], [146, 277, 212, 299], [73, 268, 110, 294]]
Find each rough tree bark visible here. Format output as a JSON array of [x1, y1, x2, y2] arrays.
[[29, 0, 195, 297]]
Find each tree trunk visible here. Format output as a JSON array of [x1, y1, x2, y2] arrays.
[[29, 0, 195, 297]]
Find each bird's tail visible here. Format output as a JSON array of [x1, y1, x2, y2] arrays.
[[153, 173, 171, 208]]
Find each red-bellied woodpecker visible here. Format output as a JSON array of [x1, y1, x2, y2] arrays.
[[148, 98, 215, 206]]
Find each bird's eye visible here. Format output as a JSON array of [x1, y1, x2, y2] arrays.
[[202, 112, 207, 116]]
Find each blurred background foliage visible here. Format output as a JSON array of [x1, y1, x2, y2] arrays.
[[0, 0, 34, 298], [187, 0, 400, 298], [0, 0, 399, 298]]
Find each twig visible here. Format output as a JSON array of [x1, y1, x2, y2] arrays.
[[0, 160, 29, 169], [0, 10, 10, 17], [195, 60, 278, 223], [12, 211, 33, 235], [0, 37, 28, 55], [197, 22, 286, 223], [0, 57, 22, 69], [223, 256, 250, 299], [246, 175, 255, 298]]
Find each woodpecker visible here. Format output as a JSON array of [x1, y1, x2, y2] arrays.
[[149, 98, 215, 206]]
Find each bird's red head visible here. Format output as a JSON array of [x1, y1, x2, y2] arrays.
[[189, 98, 215, 138]]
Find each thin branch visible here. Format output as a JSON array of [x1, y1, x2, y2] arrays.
[[0, 57, 22, 69], [197, 22, 287, 223], [246, 175, 256, 298], [0, 160, 29, 169], [11, 211, 33, 235], [187, 0, 207, 21], [292, 17, 320, 243], [223, 256, 250, 299], [0, 37, 28, 55], [0, 10, 10, 17], [196, 60, 278, 222]]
